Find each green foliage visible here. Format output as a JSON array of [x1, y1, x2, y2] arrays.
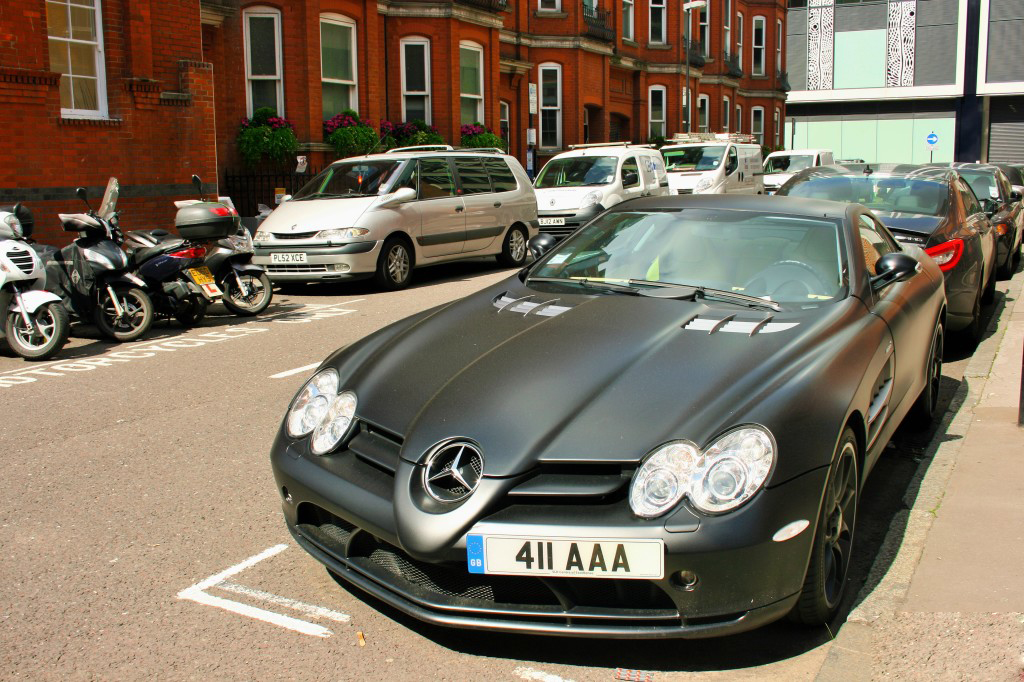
[[459, 123, 506, 151], [237, 108, 298, 166], [327, 123, 381, 158]]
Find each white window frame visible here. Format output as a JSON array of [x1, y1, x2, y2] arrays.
[[699, 5, 709, 57], [722, 96, 730, 132], [774, 107, 781, 146], [697, 94, 710, 133], [400, 35, 430, 124], [539, 0, 561, 10], [48, 0, 109, 118], [723, 0, 731, 58], [539, 63, 562, 149], [650, 0, 666, 45], [459, 41, 485, 125], [583, 107, 590, 142], [736, 13, 744, 73], [776, 19, 783, 73], [649, 85, 667, 139], [736, 104, 742, 133], [752, 106, 764, 145], [682, 87, 692, 132], [753, 15, 766, 77], [320, 13, 358, 118], [500, 100, 510, 141], [623, 0, 635, 41], [244, 6, 285, 118]]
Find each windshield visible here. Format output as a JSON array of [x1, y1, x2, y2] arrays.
[[782, 175, 948, 216], [530, 209, 845, 304], [662, 146, 725, 172], [535, 156, 618, 188], [764, 155, 815, 174], [292, 160, 404, 199], [98, 177, 119, 219], [958, 171, 1000, 203]]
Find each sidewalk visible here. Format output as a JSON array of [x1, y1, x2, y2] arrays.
[[818, 267, 1024, 680]]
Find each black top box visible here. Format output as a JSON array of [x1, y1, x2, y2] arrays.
[[174, 202, 238, 240]]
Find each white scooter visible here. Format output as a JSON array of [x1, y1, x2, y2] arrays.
[[0, 204, 69, 360]]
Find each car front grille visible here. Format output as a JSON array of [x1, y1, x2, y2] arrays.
[[272, 231, 320, 240], [537, 216, 583, 241], [675, 189, 693, 195], [267, 264, 329, 273]]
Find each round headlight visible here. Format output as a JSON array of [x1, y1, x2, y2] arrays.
[[310, 390, 357, 455], [579, 190, 603, 210], [629, 426, 775, 518], [3, 214, 22, 238], [286, 368, 339, 437], [694, 176, 714, 193]]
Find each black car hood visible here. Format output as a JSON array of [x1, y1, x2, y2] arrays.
[[339, 279, 856, 478], [873, 212, 944, 237]]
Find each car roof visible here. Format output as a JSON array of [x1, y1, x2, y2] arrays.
[[612, 193, 855, 220], [549, 145, 658, 159], [927, 162, 1003, 174], [327, 150, 513, 164], [767, 149, 827, 155], [792, 163, 954, 182]]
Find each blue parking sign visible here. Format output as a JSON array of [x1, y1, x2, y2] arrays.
[[926, 132, 939, 148]]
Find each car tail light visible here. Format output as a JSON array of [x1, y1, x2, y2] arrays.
[[169, 246, 207, 259], [924, 238, 964, 271], [994, 222, 1009, 236]]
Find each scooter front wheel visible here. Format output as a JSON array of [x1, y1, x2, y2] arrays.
[[220, 271, 273, 316], [5, 302, 69, 360], [94, 286, 153, 342], [174, 295, 207, 327]]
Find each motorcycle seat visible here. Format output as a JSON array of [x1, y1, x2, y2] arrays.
[[129, 239, 185, 267]]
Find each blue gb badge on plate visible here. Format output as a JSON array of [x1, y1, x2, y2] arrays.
[[466, 534, 485, 574]]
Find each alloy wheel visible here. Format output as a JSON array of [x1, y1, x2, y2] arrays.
[[823, 442, 857, 607], [387, 244, 410, 284]]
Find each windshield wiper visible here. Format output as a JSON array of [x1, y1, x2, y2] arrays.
[[627, 280, 781, 310], [526, 276, 641, 296]]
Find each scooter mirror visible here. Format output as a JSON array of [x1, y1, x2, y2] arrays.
[[191, 174, 203, 197], [75, 187, 88, 203]]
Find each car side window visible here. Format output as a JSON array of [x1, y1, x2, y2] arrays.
[[621, 157, 640, 188], [419, 158, 456, 200], [858, 215, 897, 275], [957, 179, 982, 216], [453, 157, 492, 195], [997, 173, 1012, 202], [483, 157, 518, 192], [726, 148, 738, 175], [392, 161, 418, 194]]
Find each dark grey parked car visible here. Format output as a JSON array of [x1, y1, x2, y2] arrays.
[[779, 164, 996, 346], [270, 194, 945, 639]]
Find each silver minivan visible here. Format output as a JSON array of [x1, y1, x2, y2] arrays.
[[253, 147, 538, 289]]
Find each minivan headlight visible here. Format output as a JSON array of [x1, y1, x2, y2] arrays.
[[694, 176, 714, 193], [629, 426, 775, 517], [317, 228, 370, 243], [579, 190, 603, 210]]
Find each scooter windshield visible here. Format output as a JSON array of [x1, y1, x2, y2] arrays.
[[98, 177, 119, 219]]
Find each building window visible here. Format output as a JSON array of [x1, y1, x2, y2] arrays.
[[650, 0, 666, 44], [753, 16, 766, 76], [623, 0, 634, 41], [321, 15, 357, 119], [47, 0, 108, 117], [401, 36, 430, 124], [539, 63, 562, 149], [460, 42, 484, 125], [723, 96, 730, 132], [244, 6, 283, 116], [649, 85, 666, 139], [682, 87, 691, 131], [723, 0, 731, 57], [752, 106, 764, 144], [500, 101, 510, 143], [774, 108, 780, 146], [540, 0, 561, 9], [776, 19, 783, 72], [697, 94, 709, 133], [736, 13, 744, 72], [583, 107, 590, 143], [699, 5, 709, 57], [736, 104, 742, 133]]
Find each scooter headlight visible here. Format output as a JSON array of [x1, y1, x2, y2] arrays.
[[3, 214, 22, 239]]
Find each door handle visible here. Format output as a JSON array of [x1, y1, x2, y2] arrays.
[[455, 206, 464, 212], [493, 201, 502, 208]]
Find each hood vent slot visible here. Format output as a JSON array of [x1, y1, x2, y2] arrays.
[[683, 314, 798, 335], [493, 293, 573, 318]]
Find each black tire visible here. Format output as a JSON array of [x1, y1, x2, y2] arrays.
[[790, 428, 859, 626], [496, 224, 529, 268], [220, 271, 273, 316], [374, 237, 413, 290], [997, 249, 1015, 280], [981, 267, 996, 304], [174, 296, 207, 327], [908, 322, 943, 428], [5, 302, 69, 361], [94, 286, 153, 342], [955, 287, 984, 350]]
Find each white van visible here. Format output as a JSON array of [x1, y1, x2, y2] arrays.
[[762, 149, 835, 194], [660, 134, 764, 195], [533, 142, 669, 241]]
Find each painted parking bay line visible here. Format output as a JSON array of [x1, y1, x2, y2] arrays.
[[177, 544, 349, 638], [269, 362, 320, 379]]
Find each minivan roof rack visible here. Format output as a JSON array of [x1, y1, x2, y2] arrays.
[[457, 147, 506, 154], [568, 141, 632, 150], [387, 144, 455, 153], [667, 132, 757, 144]]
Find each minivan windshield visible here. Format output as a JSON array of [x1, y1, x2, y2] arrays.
[[764, 155, 815, 174], [292, 160, 404, 200], [782, 174, 948, 216], [661, 146, 725, 172], [535, 156, 618, 188], [530, 209, 845, 304]]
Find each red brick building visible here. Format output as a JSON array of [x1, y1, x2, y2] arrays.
[[0, 0, 218, 244], [202, 0, 788, 173]]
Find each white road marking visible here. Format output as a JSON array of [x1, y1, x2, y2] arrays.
[[513, 666, 577, 682], [269, 363, 320, 379], [177, 543, 348, 638]]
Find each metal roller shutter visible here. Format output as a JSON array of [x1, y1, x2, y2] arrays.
[[989, 122, 1024, 162]]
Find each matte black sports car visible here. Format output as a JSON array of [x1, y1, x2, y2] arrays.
[[270, 195, 945, 638]]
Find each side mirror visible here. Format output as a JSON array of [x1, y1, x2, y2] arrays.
[[191, 174, 203, 197], [622, 171, 639, 187], [280, 194, 292, 203], [1011, 190, 1022, 202], [528, 233, 557, 260], [871, 252, 920, 291], [376, 186, 417, 209], [75, 187, 88, 203]]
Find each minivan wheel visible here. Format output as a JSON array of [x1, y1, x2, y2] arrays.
[[496, 225, 528, 267], [374, 237, 413, 290]]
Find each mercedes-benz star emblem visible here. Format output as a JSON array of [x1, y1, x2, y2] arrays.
[[548, 198, 555, 207], [423, 441, 484, 503]]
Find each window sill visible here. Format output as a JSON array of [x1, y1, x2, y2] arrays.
[[533, 10, 568, 17], [647, 42, 673, 51], [59, 114, 122, 126], [622, 39, 640, 47]]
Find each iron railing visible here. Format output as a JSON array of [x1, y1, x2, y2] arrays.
[[777, 70, 791, 92], [222, 167, 322, 218], [455, 0, 509, 10], [582, 4, 615, 42], [724, 51, 743, 78], [686, 40, 706, 68]]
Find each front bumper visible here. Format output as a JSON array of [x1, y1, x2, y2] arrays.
[[270, 426, 827, 638], [253, 241, 379, 282]]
